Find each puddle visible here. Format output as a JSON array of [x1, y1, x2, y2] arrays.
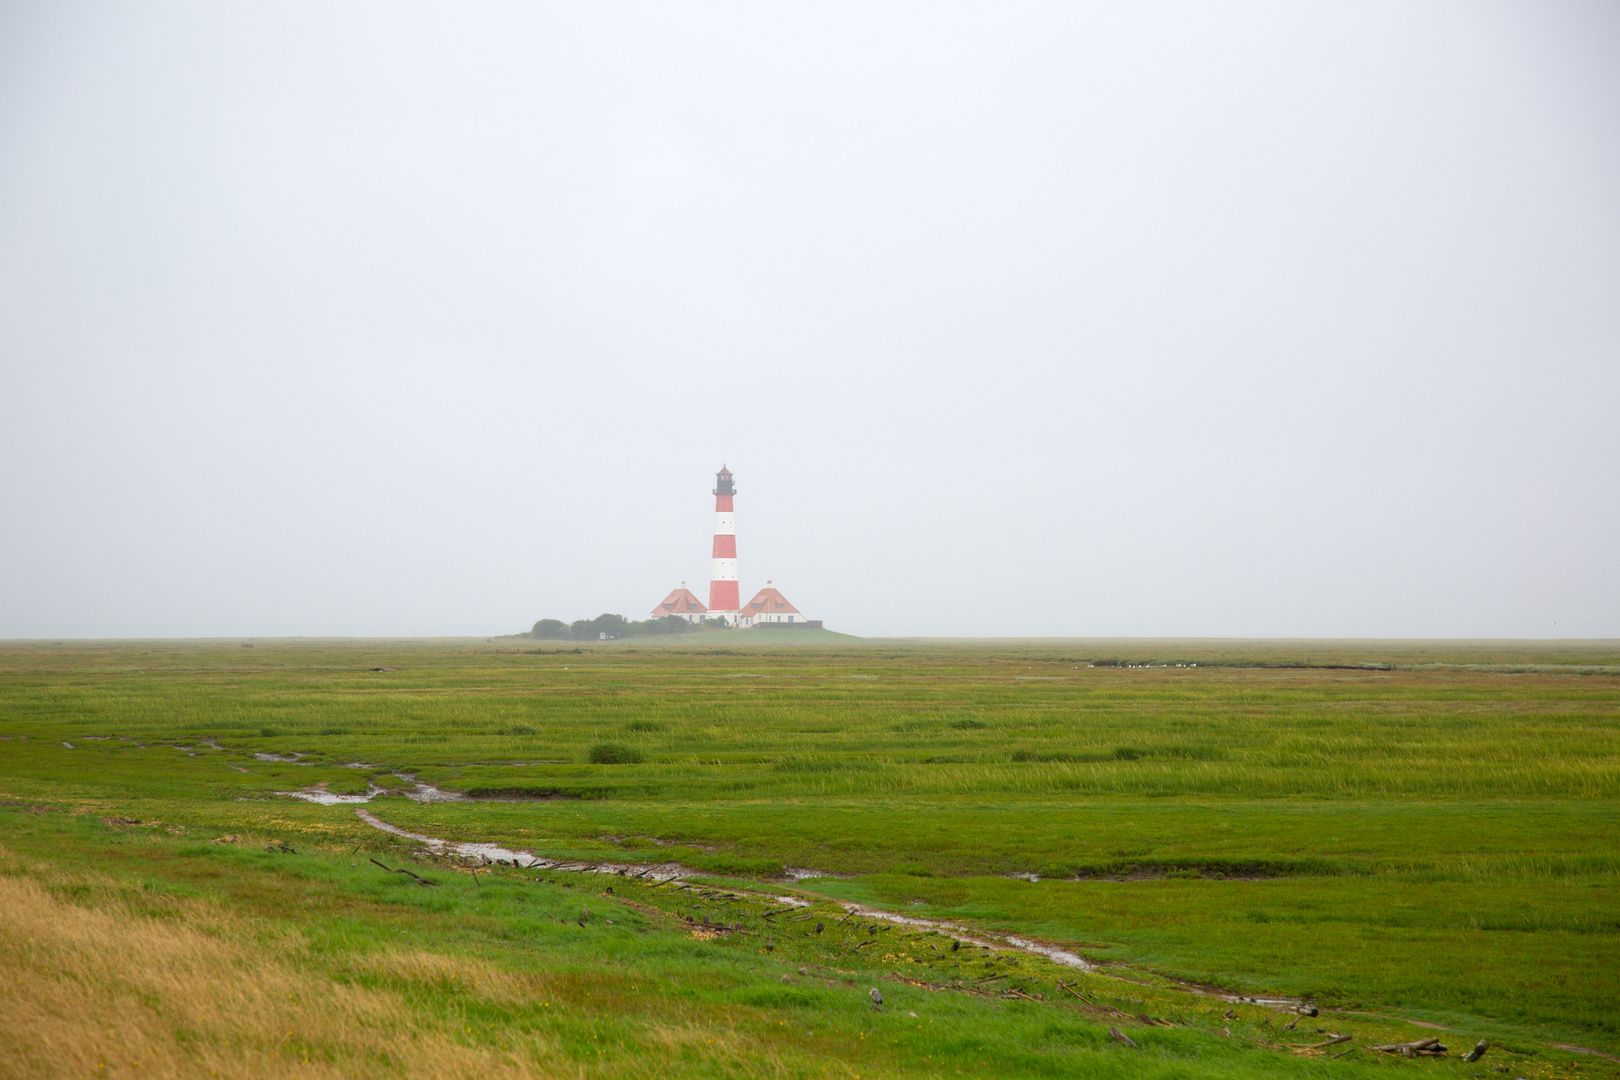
[[266, 773, 464, 805], [1219, 993, 1313, 1007], [277, 784, 389, 806], [351, 809, 814, 900], [833, 903, 1306, 997], [1002, 935, 1094, 970], [786, 867, 843, 881], [61, 741, 75, 749], [406, 785, 465, 803], [832, 901, 1096, 971], [254, 752, 310, 763], [354, 809, 701, 880], [394, 773, 467, 803]]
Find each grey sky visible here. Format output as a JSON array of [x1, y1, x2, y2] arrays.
[[1, 2, 1617, 639]]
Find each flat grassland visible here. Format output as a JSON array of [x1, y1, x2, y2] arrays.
[[1, 637, 1616, 1079]]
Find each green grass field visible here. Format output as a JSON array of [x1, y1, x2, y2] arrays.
[[1, 636, 1616, 1079]]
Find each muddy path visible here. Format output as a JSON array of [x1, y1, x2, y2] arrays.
[[275, 772, 468, 806], [351, 806, 1316, 1009], [355, 808, 706, 882]]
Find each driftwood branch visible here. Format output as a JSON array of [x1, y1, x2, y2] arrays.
[[1055, 980, 1133, 1019], [368, 857, 437, 886], [1273, 1005, 1318, 1030], [1108, 1026, 1138, 1048], [1464, 1039, 1490, 1063], [1056, 981, 1092, 1003], [1367, 1037, 1446, 1057]]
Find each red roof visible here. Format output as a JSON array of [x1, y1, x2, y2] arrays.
[[652, 587, 707, 617], [741, 586, 799, 615]]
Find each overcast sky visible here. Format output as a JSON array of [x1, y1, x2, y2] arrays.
[[2, 2, 1617, 639]]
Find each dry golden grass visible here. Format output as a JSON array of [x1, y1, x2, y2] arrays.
[[0, 854, 572, 1080], [0, 848, 867, 1080]]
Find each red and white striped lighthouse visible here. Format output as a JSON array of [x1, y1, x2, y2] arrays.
[[708, 466, 739, 622]]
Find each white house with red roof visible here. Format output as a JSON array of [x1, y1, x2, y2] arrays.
[[736, 582, 804, 627], [650, 585, 708, 624]]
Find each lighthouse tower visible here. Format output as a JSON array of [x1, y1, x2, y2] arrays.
[[708, 466, 740, 623]]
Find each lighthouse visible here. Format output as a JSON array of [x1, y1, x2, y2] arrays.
[[708, 466, 740, 623], [649, 466, 818, 632]]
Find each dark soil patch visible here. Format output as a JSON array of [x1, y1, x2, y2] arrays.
[[0, 798, 58, 814], [460, 786, 585, 801], [1067, 858, 1337, 881]]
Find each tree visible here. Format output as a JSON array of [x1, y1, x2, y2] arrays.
[[572, 613, 628, 640], [528, 612, 723, 640]]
